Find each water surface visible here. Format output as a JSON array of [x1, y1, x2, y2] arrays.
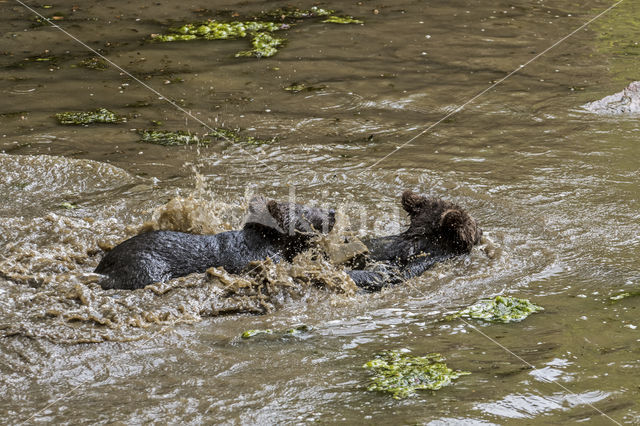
[[0, 0, 638, 424]]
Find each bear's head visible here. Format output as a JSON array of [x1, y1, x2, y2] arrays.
[[401, 190, 482, 255]]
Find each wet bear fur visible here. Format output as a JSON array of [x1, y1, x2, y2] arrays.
[[347, 191, 482, 291], [95, 197, 336, 290]]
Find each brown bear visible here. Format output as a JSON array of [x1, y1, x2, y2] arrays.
[[94, 191, 480, 292]]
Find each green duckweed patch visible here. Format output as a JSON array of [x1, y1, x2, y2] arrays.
[[609, 290, 640, 302], [151, 7, 362, 58], [241, 329, 273, 339], [138, 130, 208, 146], [55, 108, 123, 125], [323, 16, 364, 24], [447, 296, 543, 323], [364, 350, 470, 399], [151, 20, 284, 57], [236, 32, 284, 58], [155, 21, 281, 41]]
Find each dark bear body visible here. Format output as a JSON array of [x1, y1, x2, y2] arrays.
[[95, 191, 480, 292], [95, 197, 335, 290], [347, 191, 482, 291]]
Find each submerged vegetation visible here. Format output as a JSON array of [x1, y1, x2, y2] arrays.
[[591, 1, 640, 81], [364, 350, 470, 399], [241, 329, 273, 339], [55, 108, 122, 125], [322, 16, 363, 24], [261, 6, 333, 20], [448, 296, 543, 323], [150, 6, 362, 58], [609, 290, 640, 302], [138, 127, 275, 146], [138, 130, 208, 146]]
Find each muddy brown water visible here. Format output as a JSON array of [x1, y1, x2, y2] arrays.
[[1, 0, 639, 424]]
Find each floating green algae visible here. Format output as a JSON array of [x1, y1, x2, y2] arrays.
[[261, 6, 334, 20], [151, 7, 361, 58], [151, 34, 198, 42], [241, 329, 273, 339], [138, 128, 274, 146], [236, 32, 284, 58], [609, 290, 640, 302], [363, 350, 470, 399], [55, 108, 122, 125], [59, 202, 77, 210], [151, 20, 284, 57], [448, 296, 543, 323], [166, 21, 281, 39], [138, 130, 208, 146], [323, 16, 363, 24]]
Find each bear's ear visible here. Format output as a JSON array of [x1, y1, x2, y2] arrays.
[[440, 209, 478, 253], [246, 196, 281, 231], [267, 200, 290, 234], [401, 190, 425, 215]]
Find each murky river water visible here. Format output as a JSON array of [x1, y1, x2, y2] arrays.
[[1, 0, 639, 424]]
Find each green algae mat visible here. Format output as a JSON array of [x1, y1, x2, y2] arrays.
[[137, 128, 275, 146], [364, 350, 470, 399], [448, 296, 543, 323], [55, 108, 123, 125], [150, 6, 363, 58], [138, 130, 206, 146]]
